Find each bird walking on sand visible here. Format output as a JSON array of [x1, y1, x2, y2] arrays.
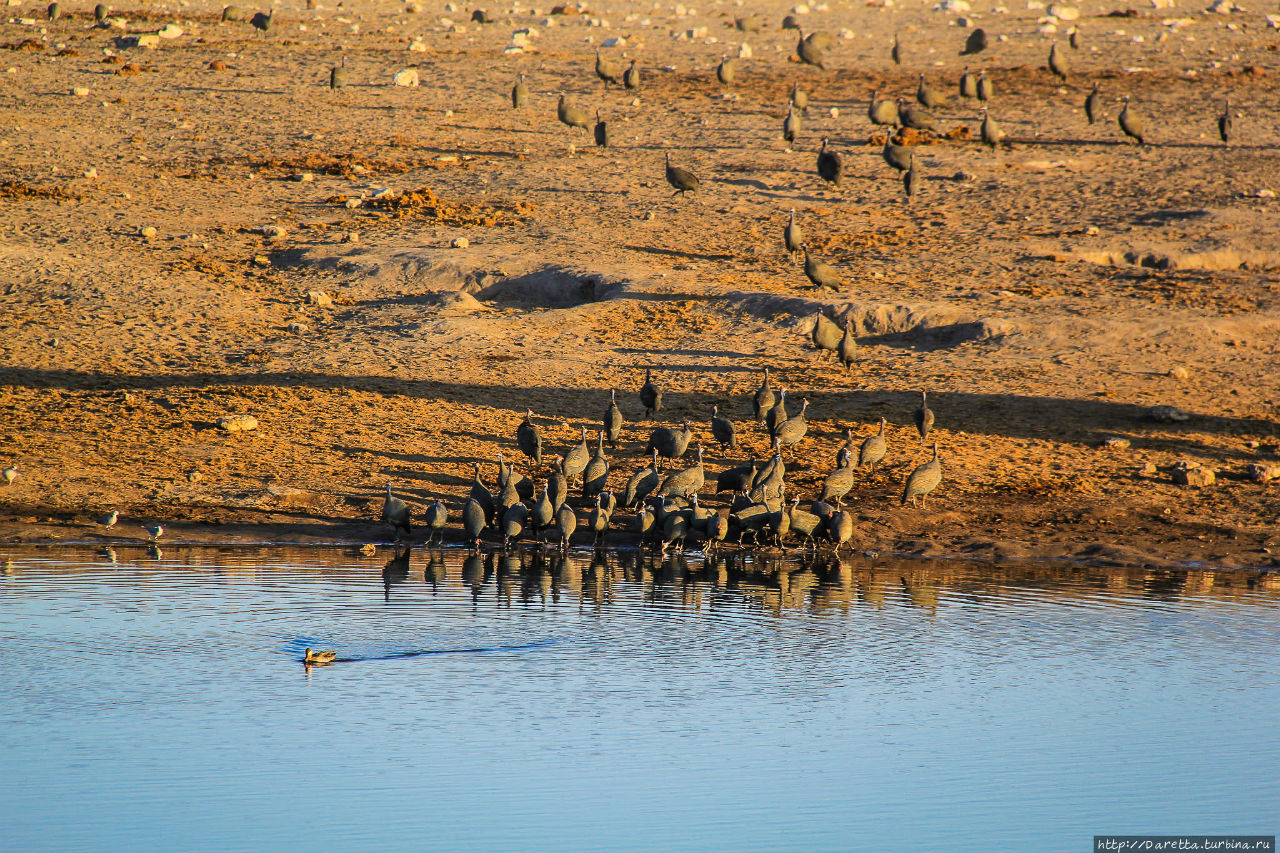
[[517, 409, 542, 464], [250, 8, 272, 35], [664, 152, 700, 196], [557, 94, 591, 131], [97, 510, 118, 530], [913, 391, 935, 440], [816, 137, 842, 187], [710, 405, 736, 451], [959, 67, 977, 100], [603, 389, 623, 448], [1, 465, 15, 486], [917, 74, 948, 110], [1085, 82, 1101, 125], [796, 29, 826, 69], [976, 71, 992, 103], [382, 483, 411, 539], [639, 367, 663, 420], [960, 28, 987, 56], [142, 523, 164, 541], [790, 82, 808, 114], [716, 56, 736, 87], [859, 418, 888, 472], [783, 101, 801, 145], [1118, 95, 1145, 146], [803, 246, 840, 291], [595, 49, 623, 89], [891, 32, 902, 65], [511, 73, 528, 108], [1048, 40, 1068, 81], [593, 110, 609, 148], [869, 90, 897, 127], [753, 368, 775, 424], [329, 55, 347, 90], [903, 152, 921, 202], [1218, 99, 1231, 145], [837, 317, 857, 370], [902, 443, 943, 507], [623, 59, 640, 91], [980, 108, 1005, 150], [784, 208, 803, 254], [883, 136, 913, 172]]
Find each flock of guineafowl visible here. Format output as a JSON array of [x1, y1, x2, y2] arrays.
[[212, 5, 1231, 551], [382, 366, 943, 554]]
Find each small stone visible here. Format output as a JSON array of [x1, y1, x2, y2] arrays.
[[1246, 463, 1280, 483], [1172, 464, 1215, 487], [343, 231, 359, 243], [1168, 366, 1189, 381], [251, 224, 287, 238], [287, 321, 309, 334], [306, 290, 333, 307], [601, 36, 624, 47], [1256, 189, 1275, 198], [1140, 462, 1159, 476], [83, 167, 97, 178], [139, 225, 157, 241], [1147, 405, 1190, 423], [217, 413, 259, 433], [643, 211, 655, 220], [71, 86, 89, 96], [451, 236, 470, 248], [408, 39, 427, 51], [187, 471, 203, 483], [156, 23, 183, 38], [1048, 4, 1079, 19], [289, 172, 314, 182], [1102, 436, 1131, 450], [253, 255, 270, 267], [344, 198, 361, 209], [392, 68, 420, 87]]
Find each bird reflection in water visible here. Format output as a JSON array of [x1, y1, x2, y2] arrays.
[[381, 546, 411, 602], [423, 549, 446, 591]]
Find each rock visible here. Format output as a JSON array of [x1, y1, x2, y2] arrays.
[[344, 198, 361, 209], [306, 290, 333, 307], [392, 68, 420, 87], [343, 231, 359, 243], [1168, 366, 1189, 381], [1048, 4, 1079, 19], [1102, 437, 1131, 450], [71, 86, 89, 97], [217, 413, 259, 433], [208, 59, 228, 71], [1246, 463, 1280, 483], [115, 34, 159, 49], [1140, 462, 1159, 476], [1147, 405, 1190, 423], [187, 471, 203, 483], [1172, 464, 1215, 487], [252, 255, 270, 267], [601, 36, 624, 46], [737, 42, 752, 58], [156, 23, 183, 38], [408, 39, 427, 51], [451, 236, 470, 248], [251, 224, 287, 238], [1206, 0, 1234, 12], [139, 225, 157, 241], [286, 321, 309, 334], [83, 167, 97, 178], [288, 172, 314, 182], [359, 542, 377, 556]]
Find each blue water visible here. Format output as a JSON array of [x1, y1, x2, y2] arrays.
[[1, 547, 1277, 852]]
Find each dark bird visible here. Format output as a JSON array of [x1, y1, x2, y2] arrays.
[[891, 32, 902, 65], [903, 152, 921, 201], [250, 8, 272, 34], [555, 503, 577, 550], [511, 73, 528, 108], [829, 509, 855, 550], [917, 75, 948, 110], [561, 427, 591, 485], [959, 67, 977, 99], [819, 453, 855, 507], [1085, 82, 1101, 125], [837, 317, 857, 370], [1048, 40, 1068, 81], [664, 152, 699, 196], [901, 443, 943, 507], [816, 137, 842, 186], [623, 59, 640, 91], [469, 463, 495, 523], [658, 446, 705, 498], [774, 399, 810, 451], [898, 99, 939, 133], [885, 136, 916, 172], [517, 409, 541, 464], [790, 81, 809, 114], [868, 90, 898, 126], [784, 208, 803, 254], [645, 421, 693, 462], [913, 391, 935, 440], [530, 483, 554, 539], [463, 497, 487, 550], [557, 94, 591, 131], [1218, 99, 1231, 145], [500, 504, 526, 549], [624, 450, 662, 507], [753, 368, 775, 424], [977, 71, 992, 103], [734, 13, 763, 32], [859, 418, 888, 472], [1118, 95, 1145, 145], [717, 457, 757, 495], [595, 50, 624, 88], [382, 483, 411, 539], [97, 509, 119, 530], [781, 13, 801, 30], [471, 9, 494, 23], [47, 2, 60, 21], [424, 499, 447, 546], [803, 246, 840, 291], [810, 311, 841, 356], [639, 367, 663, 419], [603, 388, 623, 448], [582, 431, 609, 499], [221, 5, 245, 21], [796, 29, 826, 68], [716, 56, 736, 87], [329, 56, 347, 90], [783, 101, 801, 145], [766, 390, 789, 438], [587, 492, 611, 547], [980, 107, 1005, 149], [710, 405, 736, 451], [94, 2, 107, 23], [593, 110, 609, 147], [1069, 26, 1081, 50], [960, 27, 987, 56]]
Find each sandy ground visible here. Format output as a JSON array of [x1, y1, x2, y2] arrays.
[[1, 0, 1279, 568]]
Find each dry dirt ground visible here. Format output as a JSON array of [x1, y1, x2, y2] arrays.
[[1, 0, 1279, 569]]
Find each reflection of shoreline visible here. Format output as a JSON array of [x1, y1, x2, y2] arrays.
[[3, 544, 1278, 615]]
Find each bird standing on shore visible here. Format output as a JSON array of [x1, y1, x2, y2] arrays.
[[382, 483, 411, 539], [1085, 82, 1101, 125], [603, 389, 623, 448], [664, 152, 699, 197], [1119, 95, 1146, 146], [557, 94, 591, 131], [329, 56, 346, 90], [914, 391, 935, 440], [640, 367, 663, 419], [1218, 99, 1231, 145], [517, 410, 541, 464], [142, 523, 164, 541], [816, 138, 842, 187], [904, 153, 921, 202], [1, 465, 15, 486], [803, 247, 840, 291], [97, 510, 118, 530], [859, 418, 888, 472], [624, 60, 640, 91], [1048, 40, 1068, 81], [511, 73, 528, 108], [784, 209, 803, 254], [753, 368, 775, 424], [902, 444, 943, 507]]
